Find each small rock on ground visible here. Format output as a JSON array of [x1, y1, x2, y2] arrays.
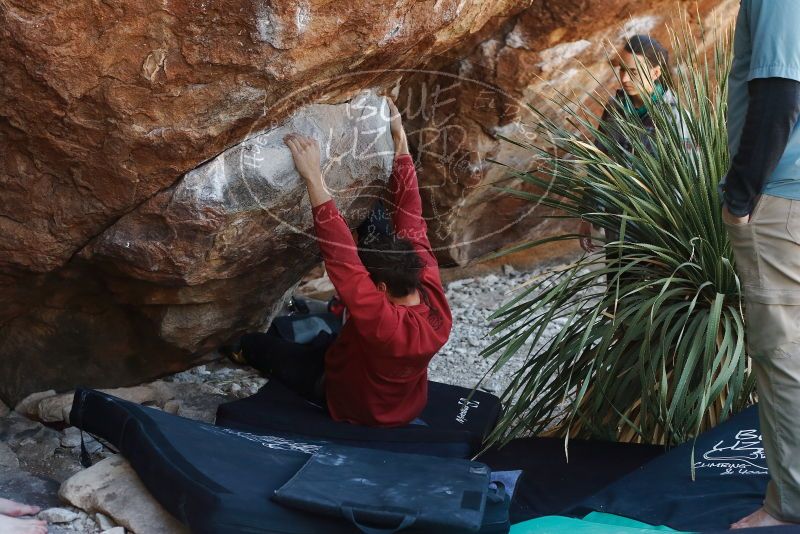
[[14, 390, 56, 419], [39, 507, 80, 523], [94, 512, 117, 531], [60, 455, 188, 534], [0, 440, 19, 469]]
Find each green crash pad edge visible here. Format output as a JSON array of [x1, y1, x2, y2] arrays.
[[510, 512, 691, 533]]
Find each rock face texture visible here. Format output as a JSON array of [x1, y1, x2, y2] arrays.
[[0, 90, 393, 403], [0, 0, 734, 402], [0, 0, 520, 275]]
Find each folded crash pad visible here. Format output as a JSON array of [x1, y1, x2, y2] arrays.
[[70, 388, 510, 534], [274, 444, 490, 533], [215, 379, 502, 458]]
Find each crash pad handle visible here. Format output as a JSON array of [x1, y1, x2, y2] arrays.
[[341, 505, 416, 534], [488, 480, 506, 502]]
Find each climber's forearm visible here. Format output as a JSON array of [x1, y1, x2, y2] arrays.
[[304, 174, 332, 208], [393, 131, 410, 157]]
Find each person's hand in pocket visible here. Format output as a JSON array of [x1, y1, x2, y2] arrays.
[[722, 204, 750, 226]]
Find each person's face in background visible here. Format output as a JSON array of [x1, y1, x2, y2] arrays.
[[617, 50, 662, 100]]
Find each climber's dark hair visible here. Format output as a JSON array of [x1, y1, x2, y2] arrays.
[[623, 34, 672, 86], [357, 233, 424, 298]]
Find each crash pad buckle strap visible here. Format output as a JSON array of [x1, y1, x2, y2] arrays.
[[340, 505, 417, 534], [488, 481, 506, 503], [77, 389, 93, 468], [79, 430, 92, 468]]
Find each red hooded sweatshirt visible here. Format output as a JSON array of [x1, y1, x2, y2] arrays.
[[311, 154, 453, 427]]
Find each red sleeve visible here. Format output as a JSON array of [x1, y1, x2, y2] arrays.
[[312, 200, 399, 341], [388, 154, 435, 263], [387, 154, 452, 330]]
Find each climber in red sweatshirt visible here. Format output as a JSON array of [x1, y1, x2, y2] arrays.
[[232, 99, 452, 427]]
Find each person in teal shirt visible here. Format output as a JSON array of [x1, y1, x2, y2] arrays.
[[721, 0, 800, 529]]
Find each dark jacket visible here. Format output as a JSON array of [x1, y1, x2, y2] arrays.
[[596, 87, 689, 157], [592, 87, 690, 244]]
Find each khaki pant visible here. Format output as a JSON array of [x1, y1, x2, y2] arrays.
[[725, 194, 800, 522]]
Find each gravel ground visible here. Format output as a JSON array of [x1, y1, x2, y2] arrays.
[[167, 363, 266, 399], [429, 264, 571, 398]]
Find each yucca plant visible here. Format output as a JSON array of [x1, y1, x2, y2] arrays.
[[482, 19, 755, 448]]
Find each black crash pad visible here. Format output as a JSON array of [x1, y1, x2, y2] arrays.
[[569, 405, 780, 532], [477, 437, 664, 523], [215, 379, 502, 458], [70, 388, 510, 534]]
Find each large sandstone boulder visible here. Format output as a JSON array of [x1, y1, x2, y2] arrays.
[[0, 0, 525, 404], [0, 0, 521, 275], [0, 0, 735, 402]]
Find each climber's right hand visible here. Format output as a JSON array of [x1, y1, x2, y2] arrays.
[[285, 134, 331, 207], [284, 134, 322, 184]]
